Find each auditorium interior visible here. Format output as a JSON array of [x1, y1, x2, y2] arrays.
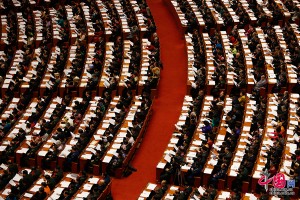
[[0, 0, 299, 199]]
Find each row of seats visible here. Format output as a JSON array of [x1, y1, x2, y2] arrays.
[[0, 0, 161, 199], [186, 22, 300, 96], [138, 182, 287, 199], [0, 0, 161, 101], [0, 92, 152, 175], [0, 162, 111, 200], [154, 0, 300, 199]]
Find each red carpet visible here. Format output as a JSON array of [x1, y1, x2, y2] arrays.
[[111, 0, 187, 199]]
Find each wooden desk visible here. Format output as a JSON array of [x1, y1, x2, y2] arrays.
[[219, 0, 240, 26], [117, 40, 131, 95], [33, 10, 43, 47], [96, 0, 113, 41], [46, 172, 80, 199], [227, 96, 253, 190], [17, 12, 28, 49], [40, 46, 59, 96], [101, 96, 143, 177], [202, 96, 230, 187], [273, 25, 297, 91], [35, 97, 76, 168], [0, 99, 38, 158], [243, 192, 260, 199], [1, 50, 26, 96], [0, 168, 32, 199], [278, 94, 299, 198], [203, 33, 215, 94], [79, 43, 96, 96], [238, 0, 257, 24], [98, 42, 114, 96], [20, 48, 40, 94], [57, 97, 100, 173], [182, 95, 214, 176], [138, 183, 158, 199], [255, 27, 276, 93], [129, 0, 148, 37], [256, 0, 273, 21], [162, 185, 180, 199], [0, 98, 20, 123], [113, 0, 131, 38], [16, 97, 59, 166], [220, 31, 234, 93], [137, 39, 152, 95], [81, 2, 95, 43], [290, 23, 300, 46], [65, 5, 78, 45], [237, 29, 255, 93], [205, 0, 224, 31], [79, 96, 120, 172], [251, 94, 279, 191], [0, 97, 20, 147], [49, 8, 61, 46], [165, 0, 188, 34], [156, 95, 199, 181], [59, 45, 79, 97], [187, 0, 206, 32], [0, 15, 8, 50], [19, 170, 53, 200], [273, 0, 291, 22], [72, 175, 111, 200], [185, 34, 196, 94]]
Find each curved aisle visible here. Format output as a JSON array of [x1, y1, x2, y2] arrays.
[[111, 0, 187, 199]]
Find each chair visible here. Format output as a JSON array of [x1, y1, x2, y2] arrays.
[[33, 91, 39, 98], [194, 176, 201, 187], [14, 91, 19, 98], [91, 90, 97, 98], [226, 26, 232, 35], [8, 156, 15, 163], [261, 21, 267, 28], [28, 158, 36, 167], [151, 89, 157, 99], [278, 20, 284, 27], [111, 90, 117, 98], [49, 161, 57, 170], [71, 162, 78, 173], [242, 181, 250, 193], [115, 168, 123, 178], [217, 179, 225, 190], [210, 28, 216, 36], [259, 87, 266, 97], [71, 91, 78, 98], [92, 165, 100, 175]]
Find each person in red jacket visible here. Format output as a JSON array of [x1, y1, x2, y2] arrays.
[[270, 126, 285, 140]]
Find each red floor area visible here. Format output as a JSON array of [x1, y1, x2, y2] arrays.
[[111, 0, 188, 199]]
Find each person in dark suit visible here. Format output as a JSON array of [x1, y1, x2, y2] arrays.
[[185, 162, 202, 185], [209, 163, 227, 187], [31, 187, 47, 200], [0, 170, 10, 189], [45, 175, 56, 190], [87, 186, 101, 200], [64, 146, 80, 170], [8, 161, 18, 174], [31, 167, 42, 180], [22, 169, 34, 185]]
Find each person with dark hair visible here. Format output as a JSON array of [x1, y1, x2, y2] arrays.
[[209, 163, 227, 187], [31, 186, 47, 200], [201, 120, 212, 135]]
